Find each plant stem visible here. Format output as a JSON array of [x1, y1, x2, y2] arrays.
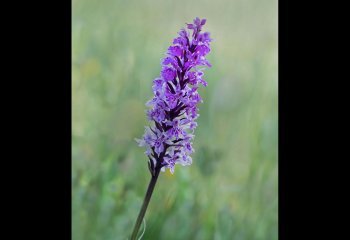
[[130, 167, 161, 240]]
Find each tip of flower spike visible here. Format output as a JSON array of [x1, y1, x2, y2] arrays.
[[186, 17, 206, 31], [194, 17, 200, 25]]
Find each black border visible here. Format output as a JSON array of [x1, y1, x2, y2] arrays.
[[13, 0, 72, 239]]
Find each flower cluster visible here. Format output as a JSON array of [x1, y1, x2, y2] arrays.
[[136, 17, 212, 174]]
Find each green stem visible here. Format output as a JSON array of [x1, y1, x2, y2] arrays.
[[130, 167, 161, 240]]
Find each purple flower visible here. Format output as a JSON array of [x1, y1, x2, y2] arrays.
[[136, 17, 212, 174], [161, 67, 176, 81]]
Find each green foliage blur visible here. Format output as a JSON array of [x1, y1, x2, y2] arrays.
[[72, 0, 278, 239]]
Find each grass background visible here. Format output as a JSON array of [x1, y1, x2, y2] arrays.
[[72, 0, 278, 239]]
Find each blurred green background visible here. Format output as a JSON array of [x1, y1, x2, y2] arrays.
[[72, 0, 278, 239]]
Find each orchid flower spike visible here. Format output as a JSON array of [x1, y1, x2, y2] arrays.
[[136, 17, 212, 174]]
